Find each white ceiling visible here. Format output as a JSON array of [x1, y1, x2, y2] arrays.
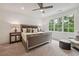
[[0, 3, 79, 19]]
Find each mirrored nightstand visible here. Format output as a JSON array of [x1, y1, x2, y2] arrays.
[[9, 32, 21, 44]]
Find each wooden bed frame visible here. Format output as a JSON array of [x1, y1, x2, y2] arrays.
[[20, 24, 52, 52]]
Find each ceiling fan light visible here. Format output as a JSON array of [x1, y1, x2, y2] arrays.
[[21, 7, 25, 10]]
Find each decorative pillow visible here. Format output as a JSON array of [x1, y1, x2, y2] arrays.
[[33, 28, 38, 33], [35, 28, 38, 32], [26, 28, 27, 32], [29, 28, 32, 33], [22, 28, 26, 33], [33, 28, 35, 33], [27, 28, 30, 33], [32, 28, 34, 33]]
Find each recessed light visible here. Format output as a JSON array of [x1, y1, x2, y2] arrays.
[[20, 7, 25, 10], [40, 9, 44, 12]]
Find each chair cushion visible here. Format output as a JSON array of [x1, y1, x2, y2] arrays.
[[75, 36, 79, 41], [70, 39, 79, 44]]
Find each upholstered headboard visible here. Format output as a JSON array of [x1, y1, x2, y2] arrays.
[[20, 24, 38, 32]]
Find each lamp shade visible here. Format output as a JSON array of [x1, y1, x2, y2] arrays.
[[10, 24, 20, 32]]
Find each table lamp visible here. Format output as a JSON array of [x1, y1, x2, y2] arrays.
[[11, 24, 20, 32]]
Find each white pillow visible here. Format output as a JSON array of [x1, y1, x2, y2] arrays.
[[27, 28, 30, 33], [29, 28, 32, 33], [26, 28, 27, 32], [22, 28, 26, 33], [33, 28, 37, 33]]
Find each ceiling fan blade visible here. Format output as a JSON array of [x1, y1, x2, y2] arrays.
[[43, 6, 53, 9], [32, 4, 53, 11], [32, 8, 41, 11], [37, 3, 43, 8]]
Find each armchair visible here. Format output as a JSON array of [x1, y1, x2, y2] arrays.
[[70, 35, 79, 49]]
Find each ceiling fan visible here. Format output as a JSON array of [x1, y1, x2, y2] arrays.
[[32, 3, 53, 13]]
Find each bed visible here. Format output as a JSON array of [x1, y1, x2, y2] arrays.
[[20, 24, 52, 51]]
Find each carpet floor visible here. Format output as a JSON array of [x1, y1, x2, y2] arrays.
[[0, 40, 79, 56]]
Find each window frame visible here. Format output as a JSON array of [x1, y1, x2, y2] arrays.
[[49, 14, 74, 32]]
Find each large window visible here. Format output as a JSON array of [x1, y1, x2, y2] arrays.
[[55, 17, 62, 31], [49, 14, 74, 32], [49, 20, 54, 31]]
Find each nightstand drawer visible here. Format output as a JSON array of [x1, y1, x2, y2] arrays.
[[9, 32, 21, 44]]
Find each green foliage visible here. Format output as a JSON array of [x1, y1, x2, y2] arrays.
[[49, 14, 74, 32], [55, 17, 62, 31], [49, 20, 54, 31], [64, 15, 74, 32]]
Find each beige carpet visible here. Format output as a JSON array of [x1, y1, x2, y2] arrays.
[[0, 40, 79, 56]]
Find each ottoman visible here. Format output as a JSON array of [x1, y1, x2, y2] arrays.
[[59, 40, 71, 50]]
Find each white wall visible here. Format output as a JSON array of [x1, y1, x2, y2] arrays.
[[0, 17, 10, 44], [41, 7, 79, 40], [0, 10, 42, 44]]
